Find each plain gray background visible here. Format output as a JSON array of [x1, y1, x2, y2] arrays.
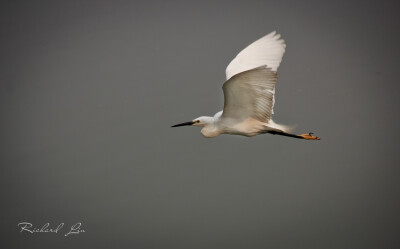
[[1, 0, 399, 248]]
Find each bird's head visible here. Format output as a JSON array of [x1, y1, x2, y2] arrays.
[[171, 116, 214, 128]]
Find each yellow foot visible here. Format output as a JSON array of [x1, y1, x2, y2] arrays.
[[299, 132, 320, 140]]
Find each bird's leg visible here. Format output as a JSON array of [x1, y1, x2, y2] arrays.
[[298, 132, 320, 140], [268, 131, 320, 140]]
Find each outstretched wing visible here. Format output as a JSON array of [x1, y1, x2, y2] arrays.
[[222, 66, 277, 122], [225, 31, 286, 80]]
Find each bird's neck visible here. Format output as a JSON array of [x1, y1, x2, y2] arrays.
[[200, 117, 221, 138], [201, 125, 220, 138]]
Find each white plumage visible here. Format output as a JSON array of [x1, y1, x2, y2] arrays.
[[225, 31, 286, 80], [172, 31, 320, 141]]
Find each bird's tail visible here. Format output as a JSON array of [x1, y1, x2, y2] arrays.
[[268, 119, 296, 133]]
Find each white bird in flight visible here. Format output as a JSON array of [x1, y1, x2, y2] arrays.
[[172, 31, 320, 140]]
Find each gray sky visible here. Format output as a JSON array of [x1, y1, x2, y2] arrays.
[[1, 0, 400, 248]]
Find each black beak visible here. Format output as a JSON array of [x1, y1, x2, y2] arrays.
[[171, 121, 194, 127]]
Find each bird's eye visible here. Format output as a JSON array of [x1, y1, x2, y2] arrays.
[[196, 120, 200, 123]]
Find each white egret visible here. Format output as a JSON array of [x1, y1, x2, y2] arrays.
[[172, 31, 320, 140]]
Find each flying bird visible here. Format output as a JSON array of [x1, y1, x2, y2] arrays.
[[172, 31, 320, 140]]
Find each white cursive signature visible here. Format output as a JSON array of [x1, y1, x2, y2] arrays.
[[17, 222, 85, 236]]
